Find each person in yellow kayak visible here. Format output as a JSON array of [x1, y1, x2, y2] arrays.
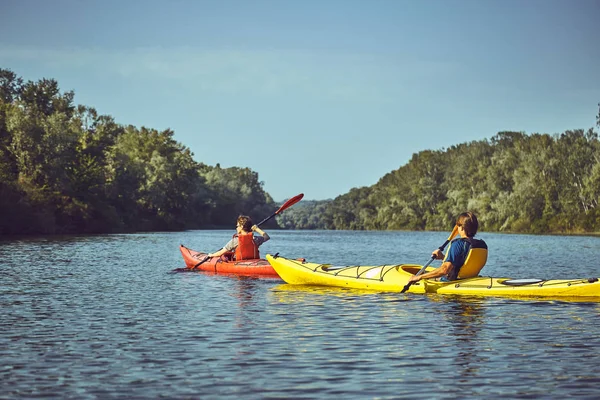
[[408, 212, 488, 283], [207, 215, 270, 261]]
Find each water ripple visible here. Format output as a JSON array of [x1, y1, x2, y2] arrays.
[[2, 231, 600, 398]]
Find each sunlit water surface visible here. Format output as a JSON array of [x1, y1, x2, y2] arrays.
[[2, 230, 600, 399]]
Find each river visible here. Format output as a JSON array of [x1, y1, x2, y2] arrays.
[[2, 230, 600, 399]]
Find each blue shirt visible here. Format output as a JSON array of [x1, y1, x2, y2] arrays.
[[445, 238, 471, 280]]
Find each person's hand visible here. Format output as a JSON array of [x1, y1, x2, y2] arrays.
[[408, 275, 421, 283], [432, 249, 444, 260], [251, 225, 258, 232]]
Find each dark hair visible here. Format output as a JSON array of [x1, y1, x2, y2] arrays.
[[236, 215, 253, 232], [456, 212, 478, 237]]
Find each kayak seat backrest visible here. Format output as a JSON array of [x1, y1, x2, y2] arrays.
[[456, 247, 488, 279]]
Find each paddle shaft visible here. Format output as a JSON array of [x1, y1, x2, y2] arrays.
[[192, 255, 210, 269], [400, 225, 459, 293], [192, 193, 304, 269]]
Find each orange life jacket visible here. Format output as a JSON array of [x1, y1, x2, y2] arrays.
[[234, 233, 260, 260]]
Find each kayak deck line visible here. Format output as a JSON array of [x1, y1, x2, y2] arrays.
[[182, 244, 194, 257], [448, 278, 594, 289], [290, 258, 404, 281]]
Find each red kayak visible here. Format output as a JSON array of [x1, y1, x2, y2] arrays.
[[179, 245, 280, 278]]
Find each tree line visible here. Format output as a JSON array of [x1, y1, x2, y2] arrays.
[[279, 125, 600, 234], [1, 68, 598, 235], [0, 69, 276, 235]]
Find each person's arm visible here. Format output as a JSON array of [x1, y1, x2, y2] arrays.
[[252, 225, 270, 242], [207, 248, 228, 258], [208, 238, 237, 258], [408, 241, 458, 282], [432, 249, 444, 260], [408, 261, 454, 283]]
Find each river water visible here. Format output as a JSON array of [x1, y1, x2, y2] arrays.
[[2, 230, 600, 399]]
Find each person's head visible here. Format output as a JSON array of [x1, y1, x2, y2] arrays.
[[236, 215, 253, 233], [456, 212, 478, 237]]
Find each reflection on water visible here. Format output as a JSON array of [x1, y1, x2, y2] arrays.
[[270, 283, 390, 302], [438, 296, 487, 380], [1, 230, 600, 399]]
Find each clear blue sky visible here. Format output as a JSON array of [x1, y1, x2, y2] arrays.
[[1, 0, 599, 201]]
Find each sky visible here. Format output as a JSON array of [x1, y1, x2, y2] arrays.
[[1, 0, 599, 201]]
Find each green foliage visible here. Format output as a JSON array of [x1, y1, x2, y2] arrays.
[[282, 129, 600, 234], [200, 164, 275, 227], [0, 69, 275, 234], [1, 68, 598, 235], [277, 200, 331, 229]]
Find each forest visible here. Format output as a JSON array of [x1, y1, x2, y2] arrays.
[[1, 68, 599, 235], [278, 128, 600, 233], [0, 69, 276, 234]]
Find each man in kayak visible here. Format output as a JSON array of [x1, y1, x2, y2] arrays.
[[407, 212, 488, 283], [207, 215, 270, 261]]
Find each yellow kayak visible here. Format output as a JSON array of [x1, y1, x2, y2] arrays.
[[266, 254, 600, 299]]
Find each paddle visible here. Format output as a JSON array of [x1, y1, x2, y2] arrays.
[[255, 193, 304, 226], [400, 225, 459, 293], [190, 193, 304, 270]]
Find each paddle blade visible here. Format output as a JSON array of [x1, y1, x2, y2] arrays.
[[446, 224, 459, 243], [275, 193, 304, 214], [256, 193, 304, 227], [400, 284, 411, 293], [169, 268, 190, 274]]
